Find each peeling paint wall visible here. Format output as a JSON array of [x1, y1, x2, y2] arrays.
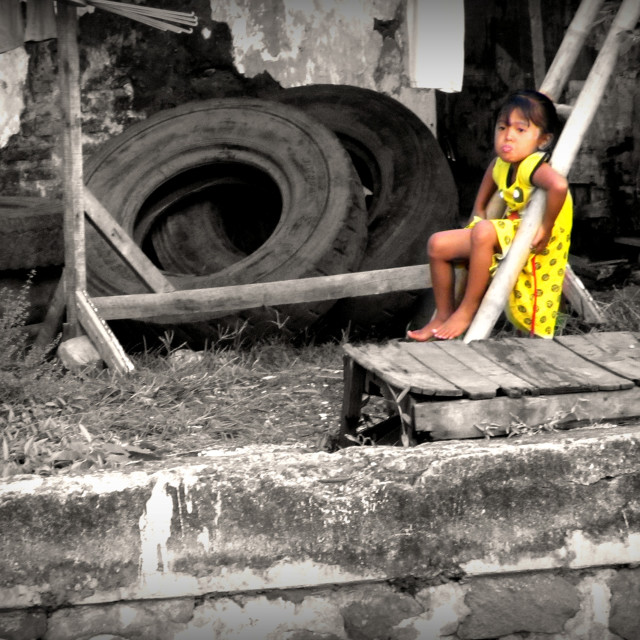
[[209, 0, 437, 130], [210, 0, 399, 88], [2, 429, 640, 638], [0, 47, 28, 147]]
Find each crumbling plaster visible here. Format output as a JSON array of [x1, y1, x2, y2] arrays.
[[0, 47, 28, 147], [208, 0, 437, 132], [210, 0, 397, 87]]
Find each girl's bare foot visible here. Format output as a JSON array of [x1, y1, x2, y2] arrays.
[[406, 319, 444, 342], [432, 309, 474, 340]]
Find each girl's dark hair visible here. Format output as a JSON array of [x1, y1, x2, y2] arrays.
[[497, 90, 560, 140]]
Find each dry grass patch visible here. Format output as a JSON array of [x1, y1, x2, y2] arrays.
[[0, 339, 346, 477], [1, 279, 640, 477]]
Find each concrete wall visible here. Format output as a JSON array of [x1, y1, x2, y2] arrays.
[[1, 424, 640, 638]]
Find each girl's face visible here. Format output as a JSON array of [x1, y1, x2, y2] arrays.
[[494, 107, 552, 164]]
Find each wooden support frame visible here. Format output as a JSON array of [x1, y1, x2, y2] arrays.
[[56, 3, 85, 337], [412, 386, 640, 440], [339, 356, 367, 446], [83, 187, 176, 294], [51, 6, 179, 371]]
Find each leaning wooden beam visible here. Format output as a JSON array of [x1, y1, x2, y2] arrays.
[[56, 4, 85, 336], [464, 0, 640, 343], [33, 272, 67, 350], [562, 264, 604, 324], [528, 0, 546, 90], [477, 188, 603, 325], [413, 386, 640, 441], [76, 290, 135, 374], [84, 187, 176, 294], [92, 264, 432, 321], [540, 0, 605, 100], [548, 0, 640, 178]]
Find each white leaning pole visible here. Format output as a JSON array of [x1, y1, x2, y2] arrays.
[[463, 0, 640, 342]]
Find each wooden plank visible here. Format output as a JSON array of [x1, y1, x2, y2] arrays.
[[84, 187, 176, 294], [33, 272, 66, 351], [342, 342, 462, 397], [614, 236, 640, 248], [469, 337, 600, 395], [539, 0, 606, 100], [339, 355, 367, 445], [403, 341, 498, 399], [556, 332, 640, 383], [563, 264, 607, 324], [504, 336, 632, 391], [56, 4, 85, 336], [76, 290, 135, 375], [431, 339, 537, 398], [413, 387, 640, 440], [93, 265, 432, 321]]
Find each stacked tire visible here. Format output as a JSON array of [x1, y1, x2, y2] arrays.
[[83, 97, 368, 345], [269, 85, 458, 335], [5, 86, 458, 346]]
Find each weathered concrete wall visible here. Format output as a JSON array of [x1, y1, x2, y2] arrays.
[[208, 0, 438, 131], [1, 424, 640, 638]]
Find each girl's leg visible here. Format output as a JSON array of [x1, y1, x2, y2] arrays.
[[433, 220, 499, 340], [407, 228, 472, 341]]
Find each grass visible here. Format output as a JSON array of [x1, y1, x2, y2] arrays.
[[0, 332, 347, 478], [1, 279, 640, 478]]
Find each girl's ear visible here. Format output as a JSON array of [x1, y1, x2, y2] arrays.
[[538, 133, 553, 151]]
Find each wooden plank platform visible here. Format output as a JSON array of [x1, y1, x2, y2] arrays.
[[341, 332, 640, 444]]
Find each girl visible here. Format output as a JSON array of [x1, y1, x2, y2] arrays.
[[407, 90, 572, 341]]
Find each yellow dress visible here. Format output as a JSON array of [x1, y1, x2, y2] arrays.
[[468, 151, 573, 338]]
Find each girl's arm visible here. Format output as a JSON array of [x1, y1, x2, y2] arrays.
[[468, 158, 498, 223], [530, 162, 569, 254]]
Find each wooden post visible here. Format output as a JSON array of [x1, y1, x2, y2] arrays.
[[56, 4, 85, 337], [528, 0, 546, 90], [464, 0, 640, 343], [33, 272, 66, 350], [540, 0, 605, 100], [549, 0, 640, 178], [84, 187, 176, 293], [76, 290, 135, 375]]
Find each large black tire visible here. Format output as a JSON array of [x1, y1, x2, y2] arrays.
[[134, 176, 250, 275], [83, 98, 367, 338], [0, 197, 64, 270], [266, 85, 458, 334]]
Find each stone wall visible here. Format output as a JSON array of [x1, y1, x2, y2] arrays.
[[1, 424, 640, 639], [2, 568, 639, 640]]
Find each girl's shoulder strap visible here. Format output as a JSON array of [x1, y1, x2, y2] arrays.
[[492, 156, 509, 185], [518, 150, 550, 186]]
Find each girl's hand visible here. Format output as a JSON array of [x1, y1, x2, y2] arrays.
[[531, 226, 551, 254]]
